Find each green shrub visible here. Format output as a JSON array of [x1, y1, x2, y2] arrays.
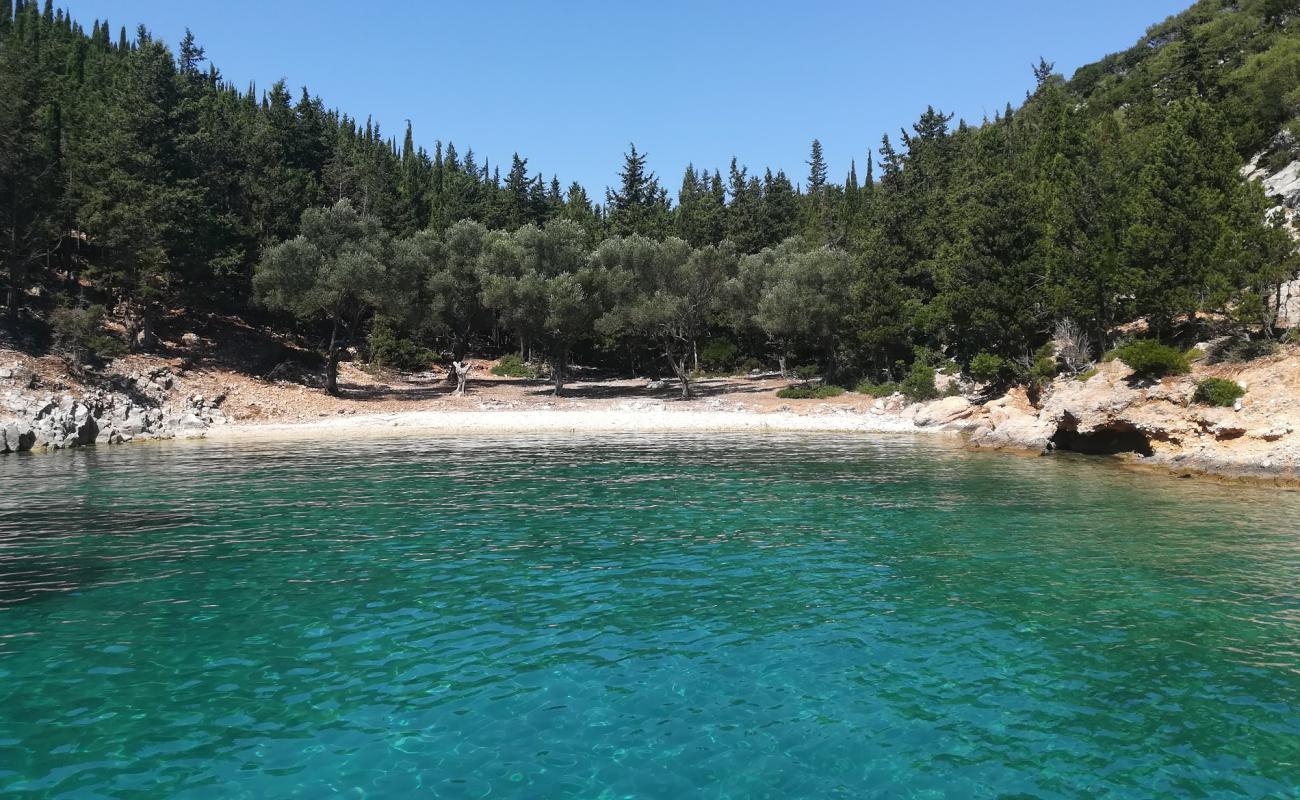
[[1114, 340, 1190, 378], [1030, 342, 1059, 384], [1031, 355, 1058, 383], [490, 353, 534, 378], [738, 357, 764, 374], [1193, 378, 1246, 407], [968, 352, 1005, 383], [1075, 367, 1100, 382], [51, 305, 124, 369], [699, 339, 739, 373], [368, 320, 434, 371], [1265, 146, 1295, 174], [911, 345, 942, 369], [901, 362, 940, 402], [1283, 328, 1300, 344], [776, 385, 845, 400], [855, 380, 900, 397], [793, 364, 820, 381]]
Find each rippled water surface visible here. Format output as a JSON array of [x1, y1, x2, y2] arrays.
[[1, 434, 1299, 798]]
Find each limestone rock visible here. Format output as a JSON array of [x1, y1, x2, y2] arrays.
[[912, 396, 974, 428]]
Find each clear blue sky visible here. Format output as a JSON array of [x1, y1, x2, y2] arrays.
[[70, 0, 1190, 197]]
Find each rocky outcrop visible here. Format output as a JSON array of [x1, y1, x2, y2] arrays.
[[964, 354, 1300, 481], [910, 395, 977, 428], [968, 389, 1056, 452], [1, 358, 226, 455]]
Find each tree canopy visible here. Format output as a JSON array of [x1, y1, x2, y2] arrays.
[[2, 0, 1298, 396]]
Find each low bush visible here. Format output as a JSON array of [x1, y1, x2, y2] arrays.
[[1114, 340, 1190, 378], [968, 352, 1005, 383], [855, 380, 900, 397], [1027, 354, 1057, 384], [490, 353, 534, 378], [793, 364, 821, 381], [777, 385, 845, 400], [737, 357, 764, 374], [1193, 377, 1246, 407], [51, 305, 125, 370], [901, 362, 940, 402], [699, 339, 738, 373], [1075, 367, 1100, 382], [368, 322, 435, 371]]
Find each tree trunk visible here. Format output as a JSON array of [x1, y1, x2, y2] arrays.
[[4, 279, 16, 326], [777, 354, 788, 378], [138, 309, 156, 352], [325, 316, 341, 396], [669, 351, 693, 399], [692, 339, 699, 373], [5, 207, 19, 324], [452, 360, 471, 395], [551, 350, 567, 396]]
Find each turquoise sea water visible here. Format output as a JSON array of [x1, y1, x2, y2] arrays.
[[0, 434, 1298, 798]]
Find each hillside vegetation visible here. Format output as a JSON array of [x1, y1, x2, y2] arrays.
[[1, 0, 1297, 397]]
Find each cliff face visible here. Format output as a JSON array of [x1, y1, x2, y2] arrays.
[[1241, 142, 1300, 328], [957, 347, 1300, 482]]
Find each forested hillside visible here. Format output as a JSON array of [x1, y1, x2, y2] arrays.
[[2, 0, 1298, 396]]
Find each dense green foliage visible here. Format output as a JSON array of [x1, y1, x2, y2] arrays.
[[1193, 377, 1246, 406], [1114, 340, 1193, 378], [368, 318, 435, 372], [855, 380, 900, 398], [968, 353, 1006, 384], [49, 303, 123, 370], [2, 0, 1298, 395], [775, 386, 845, 400], [900, 362, 941, 402]]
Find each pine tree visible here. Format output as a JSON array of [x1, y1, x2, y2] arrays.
[[496, 152, 531, 229], [606, 143, 669, 237]]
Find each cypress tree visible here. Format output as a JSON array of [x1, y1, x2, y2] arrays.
[[806, 138, 828, 196]]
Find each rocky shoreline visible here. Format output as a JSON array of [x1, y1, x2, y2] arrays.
[[1, 361, 227, 454], [3, 348, 1297, 485], [958, 356, 1300, 483]]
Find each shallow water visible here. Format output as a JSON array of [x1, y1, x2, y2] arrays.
[[0, 434, 1298, 798]]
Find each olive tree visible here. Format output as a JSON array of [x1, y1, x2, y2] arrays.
[[729, 239, 854, 377], [596, 236, 736, 398], [427, 220, 491, 363], [479, 220, 603, 395], [254, 200, 415, 395], [753, 244, 855, 377]]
